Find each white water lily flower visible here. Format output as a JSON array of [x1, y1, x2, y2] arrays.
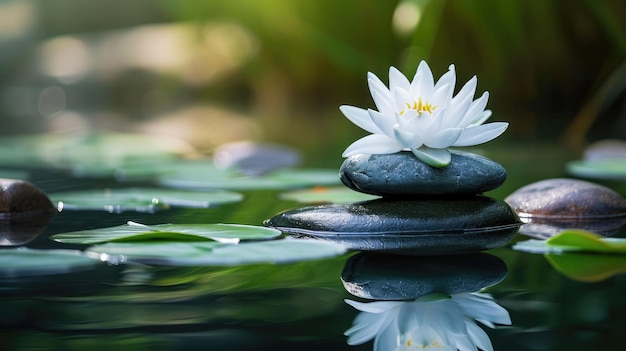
[[344, 292, 511, 351], [340, 61, 508, 167]]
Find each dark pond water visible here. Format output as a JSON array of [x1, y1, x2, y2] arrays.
[[2, 144, 626, 351]]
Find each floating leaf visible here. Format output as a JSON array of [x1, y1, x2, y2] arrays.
[[513, 229, 626, 254], [50, 222, 281, 245], [566, 159, 626, 180], [87, 239, 347, 266], [50, 188, 243, 213], [547, 229, 626, 253], [158, 161, 340, 190], [279, 186, 380, 204], [0, 248, 101, 277]]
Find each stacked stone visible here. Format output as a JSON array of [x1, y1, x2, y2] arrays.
[[265, 151, 521, 255]]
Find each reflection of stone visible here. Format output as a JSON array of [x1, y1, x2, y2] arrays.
[[0, 179, 55, 246], [0, 211, 53, 246], [341, 252, 507, 300], [340, 151, 506, 197], [265, 196, 520, 255], [517, 217, 626, 239], [505, 178, 626, 238]]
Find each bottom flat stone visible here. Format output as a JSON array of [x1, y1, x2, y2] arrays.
[[264, 196, 521, 255]]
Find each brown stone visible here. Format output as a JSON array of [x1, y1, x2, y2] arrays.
[[0, 179, 54, 219], [505, 178, 626, 218]]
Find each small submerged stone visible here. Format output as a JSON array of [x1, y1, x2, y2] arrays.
[[505, 178, 626, 218], [264, 196, 520, 255], [340, 151, 506, 197], [341, 252, 507, 300], [583, 139, 626, 161], [0, 179, 54, 221], [213, 141, 300, 176]]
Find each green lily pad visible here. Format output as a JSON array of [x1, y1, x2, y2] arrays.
[[279, 186, 380, 204], [158, 161, 340, 190], [513, 229, 626, 254], [49, 188, 243, 213], [50, 222, 281, 245], [0, 133, 194, 175], [0, 248, 101, 277], [566, 159, 626, 180], [545, 253, 626, 282], [86, 239, 347, 266]]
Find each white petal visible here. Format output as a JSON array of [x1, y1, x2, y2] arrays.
[[469, 110, 492, 127], [393, 87, 412, 113], [423, 106, 446, 132], [465, 321, 494, 351], [368, 109, 394, 137], [424, 128, 462, 149], [373, 315, 401, 351], [431, 83, 451, 106], [368, 73, 393, 109], [389, 66, 410, 92], [444, 90, 474, 129], [455, 75, 477, 102], [345, 313, 387, 345], [434, 64, 456, 96], [345, 299, 403, 313], [459, 91, 490, 127], [342, 134, 403, 157], [396, 109, 418, 128], [412, 146, 451, 167], [397, 110, 430, 136], [411, 60, 434, 98], [452, 122, 508, 147], [339, 105, 380, 134], [371, 89, 395, 117], [393, 124, 422, 149], [454, 293, 511, 327]]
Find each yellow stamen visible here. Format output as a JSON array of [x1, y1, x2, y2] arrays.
[[402, 98, 436, 116]]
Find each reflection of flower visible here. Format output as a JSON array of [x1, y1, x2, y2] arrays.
[[340, 61, 508, 167], [344, 292, 511, 351]]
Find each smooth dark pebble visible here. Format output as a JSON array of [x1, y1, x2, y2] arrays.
[[340, 151, 506, 197]]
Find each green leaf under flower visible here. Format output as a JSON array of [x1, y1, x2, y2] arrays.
[[412, 146, 451, 167]]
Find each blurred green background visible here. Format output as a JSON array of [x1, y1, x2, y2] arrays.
[[0, 0, 624, 165]]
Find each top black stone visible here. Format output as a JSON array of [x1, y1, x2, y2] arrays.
[[340, 151, 506, 197]]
